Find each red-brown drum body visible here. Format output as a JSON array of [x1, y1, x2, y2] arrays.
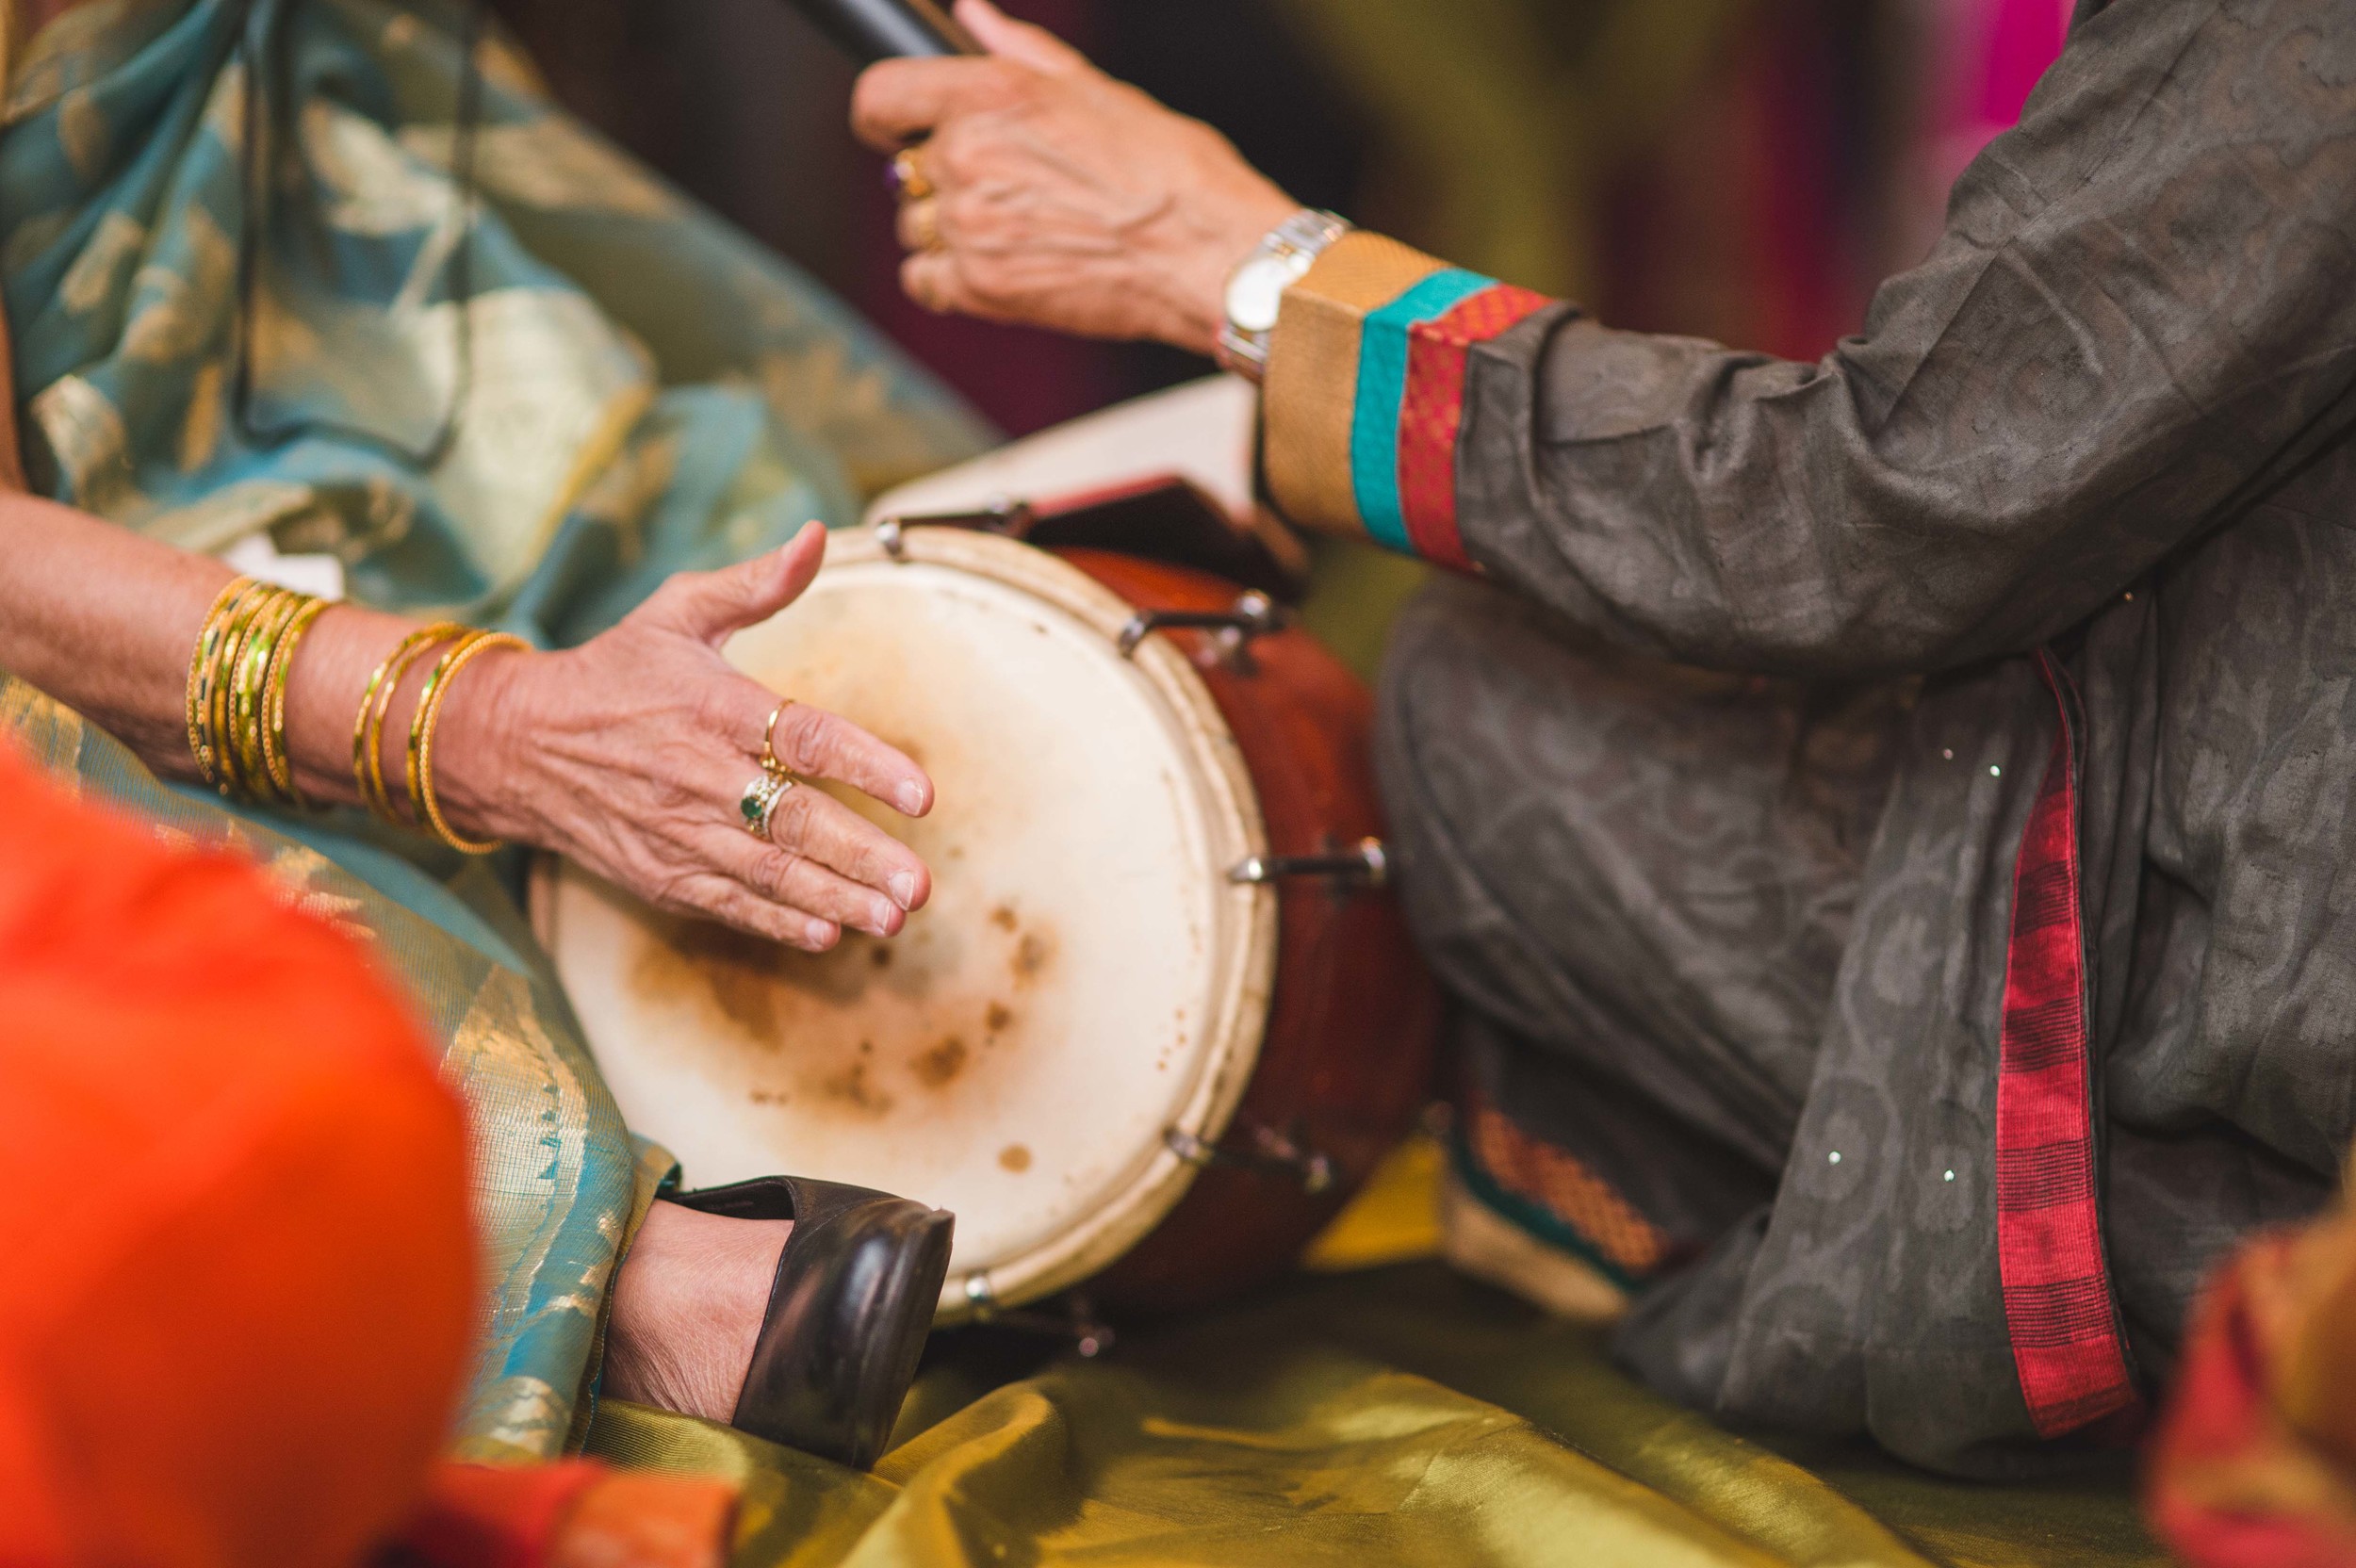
[[1062, 548, 1439, 1310], [533, 527, 1437, 1320]]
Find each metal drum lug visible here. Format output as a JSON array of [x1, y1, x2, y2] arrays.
[[876, 497, 1037, 561], [1165, 1123, 1335, 1195], [958, 1278, 1115, 1357], [1116, 590, 1283, 671], [1228, 837, 1387, 890]]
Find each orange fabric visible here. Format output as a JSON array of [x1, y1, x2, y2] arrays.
[[2148, 1195, 2356, 1568], [390, 1462, 738, 1568], [543, 1470, 737, 1568], [389, 1463, 607, 1568], [0, 737, 475, 1568]]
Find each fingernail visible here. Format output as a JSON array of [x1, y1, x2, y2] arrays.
[[872, 898, 897, 933], [890, 872, 918, 909], [807, 919, 835, 948], [897, 782, 925, 814]]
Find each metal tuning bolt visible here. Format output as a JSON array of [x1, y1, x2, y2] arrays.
[[1116, 590, 1284, 666], [876, 497, 1037, 563], [1228, 836, 1388, 890], [1055, 1297, 1116, 1359], [1164, 1128, 1217, 1167], [1165, 1123, 1335, 1195], [958, 1276, 1115, 1357]]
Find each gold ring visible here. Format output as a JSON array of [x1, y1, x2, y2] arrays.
[[741, 769, 795, 840], [891, 146, 934, 203], [906, 198, 941, 253], [761, 699, 794, 776]]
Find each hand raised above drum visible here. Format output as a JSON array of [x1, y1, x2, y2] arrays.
[[433, 523, 934, 951], [851, 0, 1294, 353]]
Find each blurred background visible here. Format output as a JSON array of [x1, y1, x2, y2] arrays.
[[485, 0, 2069, 667]]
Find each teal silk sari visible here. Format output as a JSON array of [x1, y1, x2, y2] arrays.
[[0, 0, 989, 1461]]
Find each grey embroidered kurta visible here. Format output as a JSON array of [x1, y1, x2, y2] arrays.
[[1260, 0, 2356, 1474]]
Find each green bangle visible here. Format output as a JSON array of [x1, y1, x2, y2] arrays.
[[185, 577, 264, 789], [226, 589, 304, 804], [261, 596, 330, 808], [205, 584, 283, 800]]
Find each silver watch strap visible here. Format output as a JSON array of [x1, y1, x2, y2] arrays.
[[1216, 208, 1352, 381]]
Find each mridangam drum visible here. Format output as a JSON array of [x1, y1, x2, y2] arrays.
[[532, 526, 1437, 1321]]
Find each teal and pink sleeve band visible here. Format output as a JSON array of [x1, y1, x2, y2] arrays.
[[1263, 232, 1553, 570]]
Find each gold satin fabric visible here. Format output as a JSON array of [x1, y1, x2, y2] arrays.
[[585, 1264, 2161, 1568]]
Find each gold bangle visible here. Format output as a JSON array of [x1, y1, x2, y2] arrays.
[[261, 596, 330, 808], [228, 589, 304, 804], [206, 584, 286, 801], [186, 577, 261, 788], [406, 629, 527, 855], [352, 622, 466, 824]]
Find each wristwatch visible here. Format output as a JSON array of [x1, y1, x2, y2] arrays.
[[1216, 208, 1353, 382]]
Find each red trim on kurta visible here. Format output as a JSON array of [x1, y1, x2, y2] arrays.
[[1995, 652, 2141, 1439], [1397, 285, 1552, 569]]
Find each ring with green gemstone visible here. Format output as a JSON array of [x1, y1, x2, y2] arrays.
[[740, 769, 794, 840]]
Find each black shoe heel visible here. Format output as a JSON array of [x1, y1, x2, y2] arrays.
[[668, 1174, 954, 1470]]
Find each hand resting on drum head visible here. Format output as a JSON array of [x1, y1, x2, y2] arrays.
[[0, 501, 930, 953], [437, 521, 934, 952]]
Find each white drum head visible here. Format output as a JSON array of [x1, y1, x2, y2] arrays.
[[534, 528, 1276, 1316]]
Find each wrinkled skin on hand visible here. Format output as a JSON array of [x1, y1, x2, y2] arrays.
[[434, 522, 933, 952], [851, 0, 1297, 353]]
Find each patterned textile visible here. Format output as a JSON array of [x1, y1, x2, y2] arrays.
[[0, 0, 989, 643], [1305, 0, 2356, 1476], [1995, 652, 2137, 1439], [1262, 231, 1546, 568], [0, 0, 988, 1458], [1454, 1090, 1673, 1287]]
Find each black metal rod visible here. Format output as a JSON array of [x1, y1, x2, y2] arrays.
[[785, 0, 980, 63]]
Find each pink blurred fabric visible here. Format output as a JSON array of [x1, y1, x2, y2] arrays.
[[1932, 0, 2074, 190]]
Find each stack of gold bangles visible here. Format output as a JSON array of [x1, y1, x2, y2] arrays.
[[187, 577, 523, 855], [186, 577, 331, 810]]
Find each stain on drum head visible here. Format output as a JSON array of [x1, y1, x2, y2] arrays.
[[536, 529, 1275, 1315]]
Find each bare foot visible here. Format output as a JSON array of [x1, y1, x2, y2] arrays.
[[602, 1201, 792, 1423]]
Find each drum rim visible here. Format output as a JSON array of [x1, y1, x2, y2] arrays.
[[530, 525, 1278, 1322]]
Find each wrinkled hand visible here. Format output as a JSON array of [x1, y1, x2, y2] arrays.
[[851, 0, 1297, 353], [436, 523, 931, 951]]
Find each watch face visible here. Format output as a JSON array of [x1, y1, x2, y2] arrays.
[[1226, 251, 1312, 335]]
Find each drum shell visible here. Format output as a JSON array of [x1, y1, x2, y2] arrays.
[[1055, 549, 1441, 1312]]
